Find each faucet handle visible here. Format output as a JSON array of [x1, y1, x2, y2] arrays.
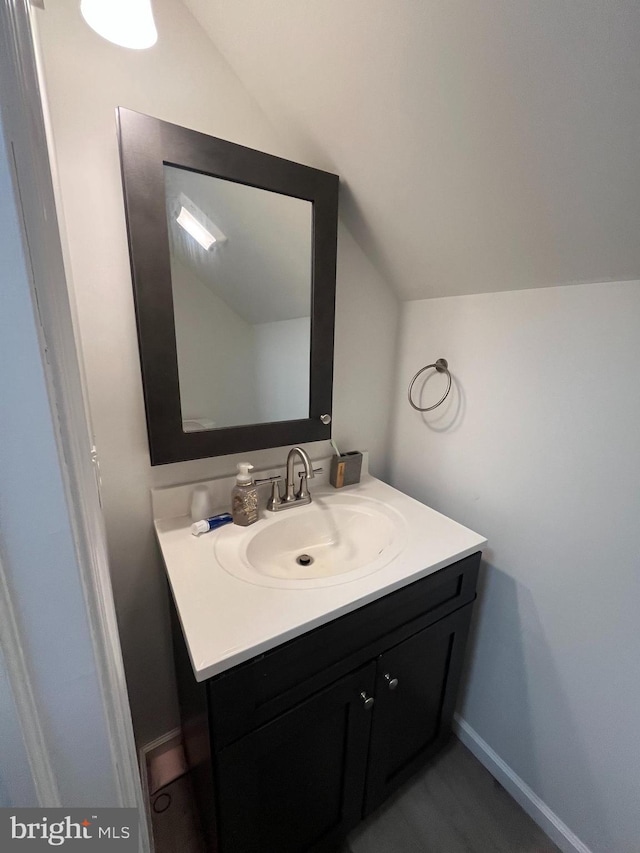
[[254, 474, 284, 486], [297, 467, 323, 479], [268, 480, 283, 510], [297, 467, 323, 500], [254, 475, 284, 511]]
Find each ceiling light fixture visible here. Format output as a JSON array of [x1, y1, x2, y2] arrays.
[[175, 194, 227, 251], [176, 206, 217, 251], [80, 0, 158, 50]]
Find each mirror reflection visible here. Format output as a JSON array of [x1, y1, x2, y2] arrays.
[[163, 164, 313, 432]]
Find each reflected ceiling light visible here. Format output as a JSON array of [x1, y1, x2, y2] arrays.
[[176, 195, 227, 251], [176, 207, 217, 251], [80, 0, 158, 50]]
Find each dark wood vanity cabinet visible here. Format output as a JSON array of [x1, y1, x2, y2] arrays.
[[364, 605, 472, 815], [215, 663, 376, 853], [170, 551, 481, 853]]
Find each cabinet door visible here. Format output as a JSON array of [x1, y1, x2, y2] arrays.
[[214, 662, 376, 853], [364, 604, 473, 814]]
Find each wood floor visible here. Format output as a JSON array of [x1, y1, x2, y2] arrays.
[[150, 738, 560, 853], [343, 740, 559, 853]]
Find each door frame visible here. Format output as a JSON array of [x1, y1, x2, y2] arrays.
[[0, 0, 150, 847]]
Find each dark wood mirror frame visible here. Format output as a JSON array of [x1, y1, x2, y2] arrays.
[[116, 108, 338, 466]]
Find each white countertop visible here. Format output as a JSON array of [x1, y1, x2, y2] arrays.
[[155, 474, 486, 682]]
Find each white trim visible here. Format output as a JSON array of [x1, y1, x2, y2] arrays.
[[137, 751, 153, 853], [0, 552, 60, 806], [140, 727, 183, 763], [0, 2, 150, 849], [453, 714, 593, 853], [141, 727, 184, 795]]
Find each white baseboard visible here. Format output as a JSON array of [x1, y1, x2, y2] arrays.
[[140, 728, 183, 763], [453, 715, 592, 853]]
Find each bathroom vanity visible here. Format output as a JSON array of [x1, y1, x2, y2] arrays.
[[154, 466, 485, 853]]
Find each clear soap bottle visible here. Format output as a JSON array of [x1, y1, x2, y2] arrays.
[[231, 462, 259, 526]]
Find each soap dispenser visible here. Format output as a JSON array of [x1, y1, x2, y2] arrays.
[[231, 462, 259, 526]]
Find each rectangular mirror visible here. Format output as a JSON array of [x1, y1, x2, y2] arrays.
[[117, 109, 338, 465]]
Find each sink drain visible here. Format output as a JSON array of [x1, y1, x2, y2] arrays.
[[296, 554, 314, 567]]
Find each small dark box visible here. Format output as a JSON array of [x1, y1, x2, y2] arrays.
[[330, 451, 363, 488]]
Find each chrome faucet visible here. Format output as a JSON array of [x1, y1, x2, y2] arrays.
[[284, 446, 314, 503], [255, 447, 321, 512]]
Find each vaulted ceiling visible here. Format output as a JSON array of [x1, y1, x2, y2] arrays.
[[184, 0, 640, 300]]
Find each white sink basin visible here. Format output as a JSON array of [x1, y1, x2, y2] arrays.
[[154, 469, 488, 678], [214, 491, 408, 589]]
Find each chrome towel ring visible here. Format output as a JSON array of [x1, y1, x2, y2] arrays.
[[408, 358, 452, 412]]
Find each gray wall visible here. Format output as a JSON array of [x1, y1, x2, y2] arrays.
[[389, 280, 640, 853], [0, 114, 120, 806], [34, 0, 399, 746], [0, 644, 37, 807]]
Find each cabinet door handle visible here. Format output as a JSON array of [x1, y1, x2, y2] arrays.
[[384, 673, 399, 690], [360, 691, 375, 710]]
